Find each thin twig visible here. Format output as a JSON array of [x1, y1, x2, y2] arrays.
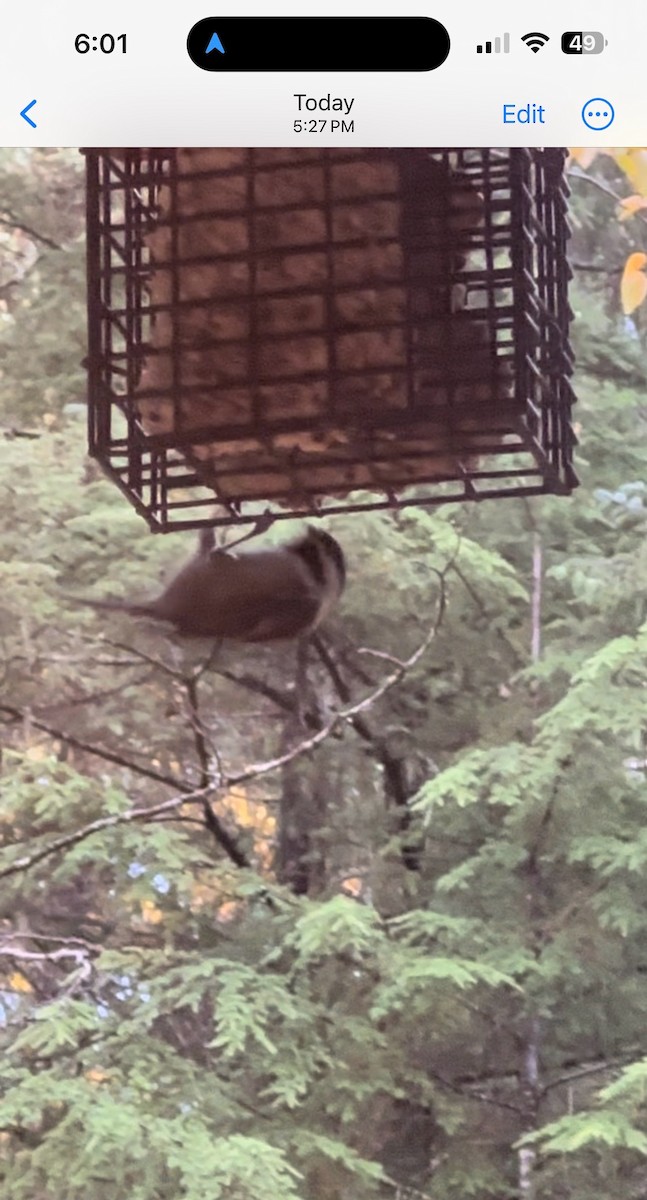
[[183, 649, 229, 847], [102, 639, 182, 680]]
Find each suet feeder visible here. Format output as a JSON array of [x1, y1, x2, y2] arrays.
[[84, 148, 577, 531]]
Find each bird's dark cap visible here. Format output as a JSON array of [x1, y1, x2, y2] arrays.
[[290, 526, 346, 587]]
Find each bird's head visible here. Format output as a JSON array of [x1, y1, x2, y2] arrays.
[[288, 525, 346, 598]]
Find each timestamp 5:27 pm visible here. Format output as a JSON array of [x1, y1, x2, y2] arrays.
[[294, 120, 355, 133]]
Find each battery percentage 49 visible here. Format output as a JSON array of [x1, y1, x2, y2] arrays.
[[562, 31, 607, 54]]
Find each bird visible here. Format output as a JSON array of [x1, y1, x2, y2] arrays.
[[70, 525, 346, 643]]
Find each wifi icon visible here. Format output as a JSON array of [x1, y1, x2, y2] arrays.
[[522, 31, 550, 53]]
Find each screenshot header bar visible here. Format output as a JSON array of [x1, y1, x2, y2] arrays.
[[0, 0, 644, 144]]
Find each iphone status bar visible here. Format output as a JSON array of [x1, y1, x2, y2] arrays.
[[0, 4, 641, 144]]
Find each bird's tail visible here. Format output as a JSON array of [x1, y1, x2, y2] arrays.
[[63, 595, 158, 619]]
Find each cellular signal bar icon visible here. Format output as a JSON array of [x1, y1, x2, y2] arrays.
[[476, 33, 510, 54]]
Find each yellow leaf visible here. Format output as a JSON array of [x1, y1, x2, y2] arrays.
[[256, 810, 276, 834], [253, 841, 275, 871], [7, 971, 32, 993], [216, 900, 240, 923], [25, 744, 48, 762], [341, 876, 364, 898], [85, 1067, 109, 1084], [227, 786, 247, 802], [226, 789, 252, 824], [140, 899, 163, 925], [621, 252, 647, 314], [618, 195, 647, 220], [190, 881, 220, 910]]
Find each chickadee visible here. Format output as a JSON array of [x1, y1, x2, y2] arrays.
[[72, 525, 346, 643]]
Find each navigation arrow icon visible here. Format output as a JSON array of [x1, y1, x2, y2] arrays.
[[205, 31, 225, 54], [20, 100, 37, 128]]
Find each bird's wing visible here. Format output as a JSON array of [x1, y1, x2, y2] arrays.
[[177, 583, 320, 640], [232, 592, 322, 641], [166, 550, 321, 640]]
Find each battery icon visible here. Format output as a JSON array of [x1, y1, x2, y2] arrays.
[[562, 31, 607, 54]]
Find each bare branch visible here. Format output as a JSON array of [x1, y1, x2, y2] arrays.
[[213, 666, 298, 716], [541, 1053, 642, 1095], [230, 588, 446, 788], [426, 1067, 525, 1115], [0, 211, 62, 250], [356, 647, 408, 668], [102, 639, 183, 680], [0, 944, 93, 966], [0, 932, 96, 950], [182, 648, 231, 851]]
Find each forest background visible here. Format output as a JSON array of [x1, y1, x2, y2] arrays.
[[0, 147, 646, 1200]]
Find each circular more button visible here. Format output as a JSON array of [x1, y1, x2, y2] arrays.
[[581, 97, 615, 131]]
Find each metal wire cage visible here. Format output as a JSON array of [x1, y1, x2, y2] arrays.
[[84, 147, 577, 531]]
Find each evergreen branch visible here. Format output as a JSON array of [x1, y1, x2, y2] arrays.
[[0, 703, 186, 791], [0, 702, 252, 870], [0, 788, 210, 880]]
